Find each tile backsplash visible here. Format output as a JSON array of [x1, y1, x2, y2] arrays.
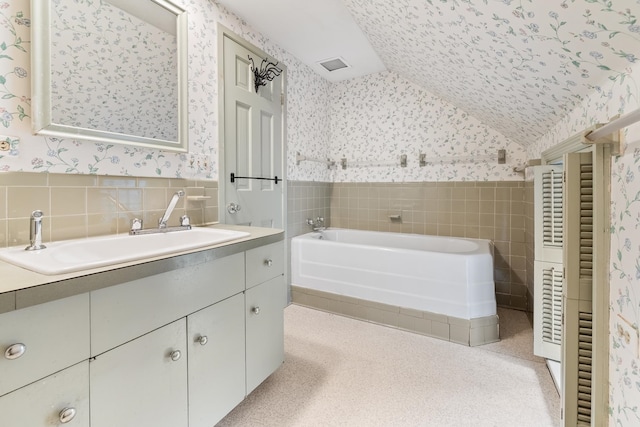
[[0, 172, 218, 248], [288, 180, 527, 310], [524, 179, 535, 317], [286, 181, 332, 238], [3, 174, 526, 311]]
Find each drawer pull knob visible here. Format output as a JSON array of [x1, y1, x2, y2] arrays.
[[196, 335, 208, 346], [251, 306, 260, 315], [59, 407, 77, 423], [264, 259, 273, 267], [170, 350, 182, 361], [4, 343, 26, 360]]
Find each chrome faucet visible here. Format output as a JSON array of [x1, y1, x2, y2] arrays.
[[306, 216, 326, 232], [159, 190, 185, 229], [129, 190, 191, 235], [25, 210, 46, 251]]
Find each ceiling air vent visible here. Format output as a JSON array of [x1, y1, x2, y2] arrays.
[[318, 57, 349, 72]]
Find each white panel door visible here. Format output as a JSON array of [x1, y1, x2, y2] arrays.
[[223, 35, 283, 228]]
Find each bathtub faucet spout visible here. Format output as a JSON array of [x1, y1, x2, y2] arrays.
[[306, 216, 326, 232]]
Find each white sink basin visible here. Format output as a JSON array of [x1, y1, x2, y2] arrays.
[[0, 228, 250, 275]]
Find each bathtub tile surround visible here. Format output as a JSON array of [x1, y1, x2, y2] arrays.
[[0, 172, 218, 248], [524, 178, 535, 318], [286, 181, 332, 238], [291, 286, 499, 346], [328, 181, 527, 310]]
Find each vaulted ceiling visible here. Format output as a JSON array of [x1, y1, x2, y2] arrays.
[[218, 0, 640, 146]]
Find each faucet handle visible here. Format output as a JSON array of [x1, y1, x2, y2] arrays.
[[131, 218, 143, 232], [180, 215, 191, 227]]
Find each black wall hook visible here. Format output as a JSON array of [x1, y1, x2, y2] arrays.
[[249, 56, 282, 93]]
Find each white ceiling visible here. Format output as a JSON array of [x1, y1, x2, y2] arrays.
[[216, 0, 386, 82], [216, 0, 639, 146]]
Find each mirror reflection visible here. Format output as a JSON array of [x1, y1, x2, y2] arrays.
[[51, 0, 178, 140], [32, 0, 188, 151]]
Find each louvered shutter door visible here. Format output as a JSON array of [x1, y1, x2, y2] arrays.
[[577, 312, 593, 425], [535, 166, 564, 263], [533, 165, 564, 361], [533, 260, 562, 361], [562, 152, 594, 427]]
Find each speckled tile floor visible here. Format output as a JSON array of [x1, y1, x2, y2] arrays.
[[218, 305, 561, 427]]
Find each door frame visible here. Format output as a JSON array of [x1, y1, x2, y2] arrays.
[[217, 24, 288, 229], [541, 132, 612, 426]]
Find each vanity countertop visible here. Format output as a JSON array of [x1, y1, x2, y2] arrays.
[[0, 224, 284, 313]]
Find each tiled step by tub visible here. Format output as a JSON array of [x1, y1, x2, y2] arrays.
[[291, 286, 499, 347]]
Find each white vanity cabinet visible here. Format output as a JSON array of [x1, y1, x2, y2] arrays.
[[0, 234, 285, 427]]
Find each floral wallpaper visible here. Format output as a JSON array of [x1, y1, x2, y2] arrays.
[[285, 62, 332, 182], [50, 0, 178, 140], [532, 46, 640, 427], [329, 71, 526, 182], [344, 0, 640, 147], [609, 127, 640, 426], [0, 0, 330, 179]]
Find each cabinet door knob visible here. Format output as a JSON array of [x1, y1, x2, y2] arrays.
[[169, 350, 182, 361], [251, 306, 260, 315], [59, 407, 77, 423], [4, 343, 26, 360], [264, 259, 273, 267], [196, 335, 208, 346]]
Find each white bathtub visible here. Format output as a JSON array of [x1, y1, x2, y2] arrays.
[[291, 229, 496, 320]]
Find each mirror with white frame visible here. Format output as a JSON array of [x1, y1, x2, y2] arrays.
[[31, 0, 189, 152]]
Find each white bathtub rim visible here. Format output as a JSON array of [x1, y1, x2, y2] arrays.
[[295, 228, 493, 257]]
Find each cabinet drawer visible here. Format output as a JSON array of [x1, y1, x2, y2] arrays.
[[0, 361, 89, 426], [245, 241, 284, 289], [91, 253, 244, 356], [0, 294, 90, 396]]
